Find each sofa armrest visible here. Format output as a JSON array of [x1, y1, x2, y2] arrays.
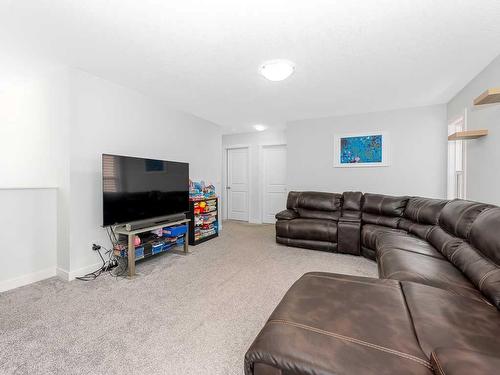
[[431, 348, 500, 375], [275, 209, 299, 220], [337, 217, 361, 255]]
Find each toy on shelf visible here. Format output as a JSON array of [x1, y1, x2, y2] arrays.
[[188, 194, 219, 245], [189, 180, 217, 201], [134, 235, 141, 246]]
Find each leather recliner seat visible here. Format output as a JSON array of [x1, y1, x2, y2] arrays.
[[276, 191, 342, 252], [245, 191, 500, 375]]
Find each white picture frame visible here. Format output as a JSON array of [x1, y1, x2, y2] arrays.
[[334, 131, 390, 168]]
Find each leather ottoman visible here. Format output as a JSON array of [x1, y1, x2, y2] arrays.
[[245, 272, 432, 375]]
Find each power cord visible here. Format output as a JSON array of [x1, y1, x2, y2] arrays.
[[75, 245, 111, 281], [76, 226, 132, 281], [76, 226, 122, 281]]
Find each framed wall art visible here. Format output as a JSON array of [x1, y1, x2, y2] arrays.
[[334, 132, 390, 167]]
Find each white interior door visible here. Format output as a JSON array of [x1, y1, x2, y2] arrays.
[[227, 147, 249, 221], [262, 145, 287, 223]]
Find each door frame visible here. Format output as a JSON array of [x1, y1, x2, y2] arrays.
[[259, 143, 287, 223], [447, 108, 468, 200], [223, 144, 251, 221]]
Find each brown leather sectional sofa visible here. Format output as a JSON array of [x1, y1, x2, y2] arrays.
[[245, 191, 500, 375]]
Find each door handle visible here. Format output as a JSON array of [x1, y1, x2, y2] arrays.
[[226, 186, 231, 190]]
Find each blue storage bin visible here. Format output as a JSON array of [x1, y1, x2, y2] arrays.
[[120, 246, 145, 259], [176, 237, 185, 245], [135, 246, 144, 259], [162, 242, 174, 251], [163, 224, 187, 237], [152, 242, 164, 255]]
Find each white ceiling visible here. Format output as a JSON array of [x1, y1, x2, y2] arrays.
[[2, 0, 500, 133]]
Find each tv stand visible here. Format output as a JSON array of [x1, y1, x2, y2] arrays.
[[114, 218, 190, 277]]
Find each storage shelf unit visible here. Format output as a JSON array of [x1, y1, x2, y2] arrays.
[[114, 218, 190, 277], [448, 129, 488, 141], [474, 88, 500, 106], [188, 197, 218, 245]]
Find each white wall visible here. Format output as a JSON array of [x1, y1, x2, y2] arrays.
[[447, 54, 500, 205], [0, 53, 69, 290], [222, 130, 286, 223], [0, 56, 223, 288], [0, 189, 57, 292], [66, 70, 222, 276], [286, 105, 447, 198], [0, 58, 69, 188]]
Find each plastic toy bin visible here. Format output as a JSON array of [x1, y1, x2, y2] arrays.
[[163, 224, 188, 237]]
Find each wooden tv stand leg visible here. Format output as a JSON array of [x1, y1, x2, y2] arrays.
[[183, 228, 189, 254], [128, 234, 136, 277]]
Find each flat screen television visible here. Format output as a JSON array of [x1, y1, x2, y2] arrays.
[[102, 154, 189, 227]]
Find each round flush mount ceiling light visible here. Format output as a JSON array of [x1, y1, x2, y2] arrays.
[[253, 124, 268, 132], [259, 60, 295, 81]]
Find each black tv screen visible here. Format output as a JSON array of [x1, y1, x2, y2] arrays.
[[102, 154, 189, 226]]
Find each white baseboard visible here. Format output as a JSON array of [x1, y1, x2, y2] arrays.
[[58, 262, 104, 281], [56, 267, 70, 281], [0, 267, 57, 293], [0, 262, 106, 292]]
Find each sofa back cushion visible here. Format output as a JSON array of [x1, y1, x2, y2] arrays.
[[427, 226, 464, 259], [404, 197, 448, 225], [343, 191, 363, 211], [361, 193, 408, 229], [363, 193, 409, 217], [449, 208, 500, 308], [286, 191, 342, 220], [398, 219, 434, 240], [398, 197, 449, 239], [298, 191, 342, 211], [362, 213, 401, 229], [286, 191, 301, 210], [342, 191, 363, 219], [431, 200, 499, 308], [438, 199, 493, 239], [428, 200, 491, 259], [470, 208, 500, 265]]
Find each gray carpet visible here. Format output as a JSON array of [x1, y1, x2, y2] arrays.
[[0, 221, 377, 375]]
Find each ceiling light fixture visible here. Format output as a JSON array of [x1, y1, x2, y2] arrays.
[[259, 60, 295, 81], [253, 124, 267, 132]]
